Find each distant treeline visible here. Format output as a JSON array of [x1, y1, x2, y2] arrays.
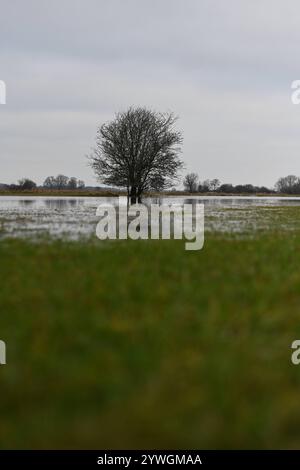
[[183, 174, 273, 194], [3, 173, 300, 195], [1, 175, 85, 191], [43, 175, 85, 190], [274, 175, 300, 194]]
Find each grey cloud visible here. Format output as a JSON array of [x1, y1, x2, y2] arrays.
[[0, 0, 300, 186]]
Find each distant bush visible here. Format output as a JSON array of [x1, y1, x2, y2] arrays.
[[218, 184, 272, 194], [18, 179, 37, 190]]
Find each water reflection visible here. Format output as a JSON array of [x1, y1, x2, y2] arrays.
[[18, 200, 35, 207], [43, 199, 84, 209]]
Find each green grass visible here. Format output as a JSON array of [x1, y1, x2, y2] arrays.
[[1, 230, 300, 448]]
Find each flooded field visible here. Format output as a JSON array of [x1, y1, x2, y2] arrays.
[[1, 195, 300, 239]]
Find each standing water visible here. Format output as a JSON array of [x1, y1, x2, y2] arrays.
[[0, 195, 300, 239]]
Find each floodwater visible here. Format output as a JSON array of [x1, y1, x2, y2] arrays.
[[1, 195, 300, 239]]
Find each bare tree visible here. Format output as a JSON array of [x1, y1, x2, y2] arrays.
[[68, 177, 78, 189], [88, 107, 183, 203], [210, 178, 220, 191], [77, 179, 85, 189], [275, 175, 300, 194], [55, 174, 69, 189], [183, 173, 198, 193], [18, 178, 37, 190], [43, 176, 56, 188]]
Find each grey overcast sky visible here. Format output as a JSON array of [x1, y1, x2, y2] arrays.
[[1, 0, 300, 187]]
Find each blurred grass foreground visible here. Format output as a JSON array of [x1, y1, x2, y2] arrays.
[[1, 209, 300, 448]]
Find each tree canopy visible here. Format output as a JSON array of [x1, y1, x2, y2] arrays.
[[88, 107, 183, 202]]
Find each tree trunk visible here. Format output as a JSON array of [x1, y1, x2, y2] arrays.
[[130, 186, 137, 204], [137, 187, 142, 203]]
